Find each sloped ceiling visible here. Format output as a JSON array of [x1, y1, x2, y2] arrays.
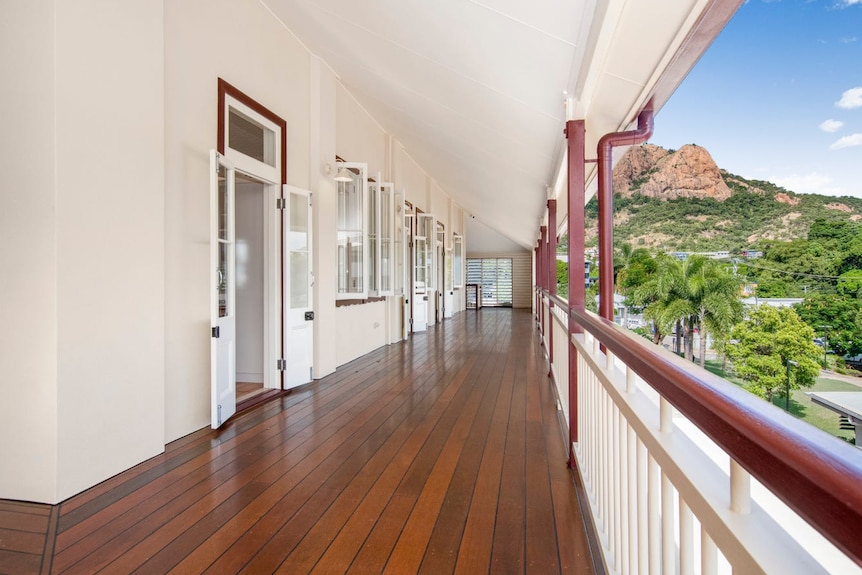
[[264, 0, 740, 249]]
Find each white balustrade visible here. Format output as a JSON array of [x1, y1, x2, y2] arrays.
[[535, 292, 859, 575]]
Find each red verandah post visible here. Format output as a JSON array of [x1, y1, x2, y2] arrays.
[[539, 226, 547, 341], [567, 119, 586, 466], [547, 200, 557, 372]]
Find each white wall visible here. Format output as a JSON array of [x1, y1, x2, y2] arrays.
[[164, 0, 311, 441], [235, 182, 265, 383], [401, 152, 428, 210], [0, 0, 166, 502], [0, 0, 59, 503], [336, 86, 386, 176], [335, 302, 388, 367], [430, 181, 448, 227], [54, 0, 166, 501]]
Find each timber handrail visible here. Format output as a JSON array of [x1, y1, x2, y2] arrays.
[[538, 288, 862, 566]]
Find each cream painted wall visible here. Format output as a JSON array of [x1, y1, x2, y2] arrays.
[[332, 82, 391, 367], [336, 86, 386, 175], [0, 0, 59, 503], [401, 152, 428, 211], [164, 0, 311, 441], [430, 182, 448, 228], [312, 58, 338, 380], [335, 302, 388, 367], [236, 183, 265, 383], [53, 0, 166, 501]]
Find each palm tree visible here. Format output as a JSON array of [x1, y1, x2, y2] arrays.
[[634, 255, 742, 366], [689, 260, 744, 367]]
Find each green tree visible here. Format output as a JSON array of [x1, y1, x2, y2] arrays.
[[557, 259, 568, 298], [795, 294, 862, 357], [617, 247, 655, 296], [837, 270, 862, 296], [726, 307, 821, 403]]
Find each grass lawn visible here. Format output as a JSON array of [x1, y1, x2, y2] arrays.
[[704, 359, 856, 444]]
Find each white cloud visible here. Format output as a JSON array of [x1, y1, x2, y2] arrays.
[[840, 0, 862, 6], [772, 173, 846, 196], [837, 87, 862, 109], [820, 119, 844, 132], [840, 36, 858, 43], [830, 133, 862, 149]]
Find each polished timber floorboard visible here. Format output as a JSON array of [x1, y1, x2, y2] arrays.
[[10, 309, 595, 574]]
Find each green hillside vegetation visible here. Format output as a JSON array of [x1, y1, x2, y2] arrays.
[[585, 169, 862, 253]]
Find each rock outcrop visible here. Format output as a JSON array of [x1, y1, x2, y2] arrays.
[[613, 144, 732, 201]]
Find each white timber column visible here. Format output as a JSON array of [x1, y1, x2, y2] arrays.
[[312, 56, 338, 379]]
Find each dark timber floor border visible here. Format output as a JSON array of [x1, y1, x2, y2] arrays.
[[1, 309, 596, 574]]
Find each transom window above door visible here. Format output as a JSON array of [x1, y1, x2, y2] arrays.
[[218, 79, 286, 185]]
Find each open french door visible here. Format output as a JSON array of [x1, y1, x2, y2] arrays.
[[211, 150, 237, 429], [412, 231, 428, 332], [283, 185, 314, 389]]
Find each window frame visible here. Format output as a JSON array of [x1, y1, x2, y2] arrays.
[[336, 161, 369, 301], [453, 234, 464, 288], [377, 181, 395, 296], [217, 79, 285, 186]]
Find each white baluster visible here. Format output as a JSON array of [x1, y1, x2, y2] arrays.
[[648, 455, 660, 575], [701, 526, 717, 575], [679, 499, 693, 575], [661, 472, 675, 575]]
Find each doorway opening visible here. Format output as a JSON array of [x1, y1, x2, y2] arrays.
[[235, 172, 269, 403]]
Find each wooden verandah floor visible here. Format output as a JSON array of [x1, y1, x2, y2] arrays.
[[3, 309, 595, 574]]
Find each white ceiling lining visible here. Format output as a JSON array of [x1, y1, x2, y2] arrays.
[[263, 0, 734, 249]]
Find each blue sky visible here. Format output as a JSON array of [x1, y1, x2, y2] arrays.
[[652, 0, 862, 198]]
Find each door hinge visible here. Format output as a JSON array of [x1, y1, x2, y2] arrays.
[[277, 358, 286, 371], [276, 198, 286, 210], [310, 367, 314, 380], [217, 404, 222, 425], [212, 326, 220, 338]]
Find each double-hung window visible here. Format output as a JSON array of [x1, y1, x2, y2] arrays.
[[336, 162, 368, 300], [418, 213, 437, 291], [368, 177, 395, 296], [378, 182, 394, 296], [453, 234, 463, 288]]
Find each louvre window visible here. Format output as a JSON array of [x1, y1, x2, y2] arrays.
[[466, 258, 513, 307]]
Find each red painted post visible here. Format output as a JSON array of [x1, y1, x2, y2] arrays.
[[534, 245, 540, 319], [540, 226, 547, 339], [547, 200, 557, 371], [548, 200, 557, 296], [567, 119, 586, 463]]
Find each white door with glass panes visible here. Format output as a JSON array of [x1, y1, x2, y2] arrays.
[[402, 209, 413, 339], [284, 185, 314, 389], [418, 214, 436, 326], [413, 234, 428, 332], [444, 247, 454, 318], [210, 150, 237, 429]]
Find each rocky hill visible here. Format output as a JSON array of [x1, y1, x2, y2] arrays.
[[584, 144, 862, 252]]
